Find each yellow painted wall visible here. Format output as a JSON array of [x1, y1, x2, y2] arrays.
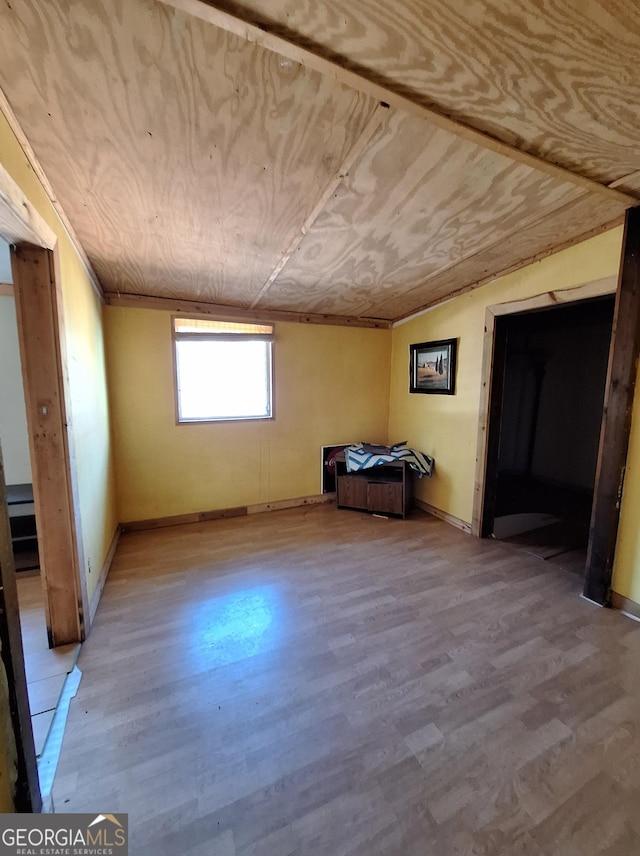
[[388, 227, 640, 602], [105, 307, 391, 521], [0, 113, 118, 606]]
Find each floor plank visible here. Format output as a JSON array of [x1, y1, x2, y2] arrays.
[[31, 710, 55, 757], [27, 673, 67, 716], [52, 506, 640, 854], [17, 573, 80, 757]]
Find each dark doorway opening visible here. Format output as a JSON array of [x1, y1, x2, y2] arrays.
[[486, 295, 615, 568]]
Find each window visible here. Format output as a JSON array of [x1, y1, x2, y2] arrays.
[[173, 317, 274, 422]]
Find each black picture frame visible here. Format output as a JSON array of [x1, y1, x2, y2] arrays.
[[409, 338, 457, 395]]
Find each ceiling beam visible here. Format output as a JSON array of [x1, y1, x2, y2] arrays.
[[159, 0, 638, 210], [104, 292, 391, 329], [250, 102, 388, 309]]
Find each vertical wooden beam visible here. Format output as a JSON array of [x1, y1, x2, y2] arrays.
[[472, 308, 498, 536], [250, 103, 387, 309], [584, 207, 640, 604], [11, 244, 86, 644], [51, 249, 89, 635], [479, 315, 509, 537], [0, 446, 40, 811]]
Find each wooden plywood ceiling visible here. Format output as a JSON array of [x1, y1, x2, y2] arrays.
[[0, 0, 637, 324]]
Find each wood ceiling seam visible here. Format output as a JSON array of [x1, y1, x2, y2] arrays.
[[226, 1, 640, 186], [262, 117, 596, 319], [249, 101, 389, 309], [0, 3, 384, 309], [158, 0, 639, 209], [0, 88, 104, 303]]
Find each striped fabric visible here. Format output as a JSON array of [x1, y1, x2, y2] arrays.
[[345, 444, 434, 478]]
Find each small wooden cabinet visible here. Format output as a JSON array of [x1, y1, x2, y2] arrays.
[[334, 452, 412, 518]]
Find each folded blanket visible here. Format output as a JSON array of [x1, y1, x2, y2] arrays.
[[345, 443, 435, 478]]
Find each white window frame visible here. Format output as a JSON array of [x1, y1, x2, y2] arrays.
[[172, 316, 274, 423]]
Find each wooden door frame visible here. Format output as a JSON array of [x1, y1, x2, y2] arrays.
[[11, 245, 89, 644], [0, 143, 94, 808], [584, 208, 640, 603], [1, 160, 88, 645], [471, 276, 618, 575], [0, 162, 55, 811]]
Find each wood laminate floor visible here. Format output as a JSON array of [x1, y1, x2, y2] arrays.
[[52, 506, 640, 855]]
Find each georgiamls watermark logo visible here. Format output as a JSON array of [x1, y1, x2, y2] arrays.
[[0, 813, 128, 855]]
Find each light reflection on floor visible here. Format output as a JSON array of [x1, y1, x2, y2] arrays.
[[188, 586, 282, 668]]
